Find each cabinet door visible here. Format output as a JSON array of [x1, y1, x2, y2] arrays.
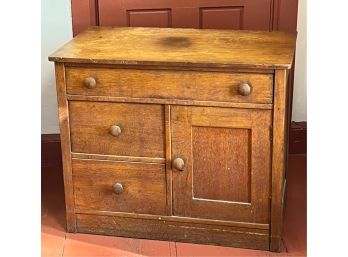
[[171, 106, 272, 224]]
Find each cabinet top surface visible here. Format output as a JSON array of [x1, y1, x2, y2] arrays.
[[49, 26, 296, 69]]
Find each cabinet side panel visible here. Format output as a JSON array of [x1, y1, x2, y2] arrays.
[[270, 69, 288, 251], [54, 63, 76, 231]]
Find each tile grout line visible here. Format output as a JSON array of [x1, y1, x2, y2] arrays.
[[60, 233, 67, 257], [169, 242, 172, 257], [282, 237, 289, 253], [175, 242, 178, 257]]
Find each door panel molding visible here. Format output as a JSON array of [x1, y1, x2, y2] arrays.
[[199, 6, 244, 29], [126, 8, 172, 28]]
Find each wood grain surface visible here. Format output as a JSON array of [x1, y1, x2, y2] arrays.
[[192, 127, 251, 203], [75, 209, 269, 230], [76, 214, 270, 250], [49, 27, 296, 69], [66, 66, 273, 104], [171, 106, 272, 223], [49, 26, 296, 252], [270, 69, 289, 251], [54, 63, 76, 232], [73, 159, 167, 215], [69, 101, 165, 158], [67, 94, 273, 110]]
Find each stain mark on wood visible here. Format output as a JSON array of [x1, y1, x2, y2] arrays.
[[158, 37, 192, 47]]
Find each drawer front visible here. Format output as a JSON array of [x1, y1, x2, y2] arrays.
[[69, 101, 165, 158], [73, 159, 167, 215], [66, 67, 273, 104]]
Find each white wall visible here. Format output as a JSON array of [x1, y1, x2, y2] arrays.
[[41, 0, 72, 133], [292, 0, 307, 121]]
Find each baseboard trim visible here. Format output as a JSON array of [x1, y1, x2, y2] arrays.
[[41, 134, 62, 167], [289, 121, 307, 154], [41, 122, 306, 167]]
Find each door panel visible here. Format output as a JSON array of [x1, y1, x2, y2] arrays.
[[98, 0, 272, 30], [192, 126, 251, 203], [127, 9, 172, 27], [171, 106, 272, 223], [199, 7, 244, 29]]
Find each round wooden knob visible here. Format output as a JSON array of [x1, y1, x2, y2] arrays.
[[238, 83, 252, 96], [112, 182, 124, 194], [173, 157, 185, 171], [84, 77, 97, 88], [109, 124, 122, 137]]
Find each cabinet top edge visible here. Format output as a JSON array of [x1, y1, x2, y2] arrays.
[[49, 26, 297, 70]]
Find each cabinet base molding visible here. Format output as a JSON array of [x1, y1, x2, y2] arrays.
[[75, 213, 270, 250], [75, 209, 269, 230]]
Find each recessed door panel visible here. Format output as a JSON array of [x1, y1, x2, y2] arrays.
[[192, 126, 251, 203], [127, 9, 172, 28], [171, 106, 272, 223], [199, 7, 243, 29]]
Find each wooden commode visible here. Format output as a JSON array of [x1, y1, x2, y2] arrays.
[[49, 27, 296, 252]]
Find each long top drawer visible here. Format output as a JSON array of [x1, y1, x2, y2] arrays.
[[66, 67, 273, 104]]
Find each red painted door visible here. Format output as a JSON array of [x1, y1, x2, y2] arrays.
[[98, 0, 272, 30], [71, 1, 298, 36]]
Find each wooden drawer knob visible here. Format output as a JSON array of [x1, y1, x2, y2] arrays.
[[173, 157, 185, 171], [109, 124, 122, 137], [238, 83, 252, 96], [84, 77, 97, 88], [112, 182, 124, 194]]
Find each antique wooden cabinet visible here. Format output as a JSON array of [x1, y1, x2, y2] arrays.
[[49, 27, 296, 251]]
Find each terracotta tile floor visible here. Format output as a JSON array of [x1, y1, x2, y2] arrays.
[[42, 155, 306, 257]]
